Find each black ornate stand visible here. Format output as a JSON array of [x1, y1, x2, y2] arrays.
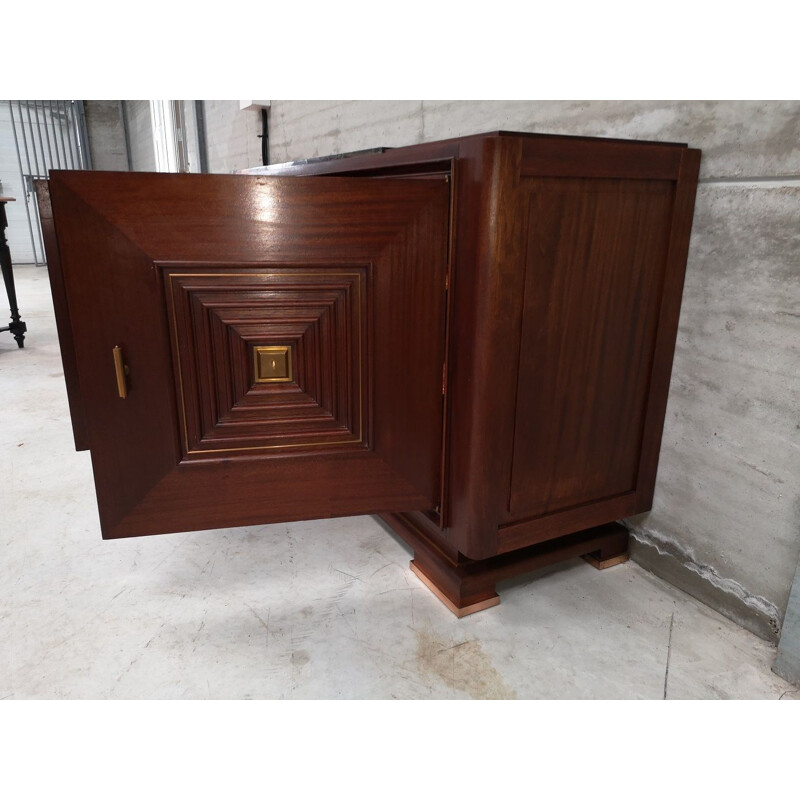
[[0, 197, 27, 348]]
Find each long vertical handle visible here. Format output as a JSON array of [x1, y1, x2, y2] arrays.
[[112, 345, 128, 399]]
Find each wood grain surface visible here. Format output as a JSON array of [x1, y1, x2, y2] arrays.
[[45, 171, 449, 539]]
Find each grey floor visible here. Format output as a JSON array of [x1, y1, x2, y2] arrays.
[[1, 265, 797, 700]]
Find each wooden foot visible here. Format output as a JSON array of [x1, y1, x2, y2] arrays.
[[583, 551, 630, 570], [582, 536, 631, 570], [409, 560, 500, 617]]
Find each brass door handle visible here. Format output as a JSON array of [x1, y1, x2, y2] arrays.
[[112, 345, 129, 399]]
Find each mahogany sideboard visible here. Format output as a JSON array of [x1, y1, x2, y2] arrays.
[[37, 131, 701, 616]]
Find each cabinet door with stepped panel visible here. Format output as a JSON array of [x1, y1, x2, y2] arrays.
[[37, 171, 449, 540]]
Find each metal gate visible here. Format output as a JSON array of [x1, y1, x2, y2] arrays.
[[8, 100, 91, 265]]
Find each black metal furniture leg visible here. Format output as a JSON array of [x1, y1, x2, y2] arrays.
[[0, 199, 27, 348]]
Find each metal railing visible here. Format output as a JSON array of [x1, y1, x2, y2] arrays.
[[8, 100, 91, 265]]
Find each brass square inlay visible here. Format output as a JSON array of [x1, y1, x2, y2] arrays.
[[254, 345, 292, 383]]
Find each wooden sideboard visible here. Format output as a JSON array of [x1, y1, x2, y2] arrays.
[[37, 131, 700, 616]]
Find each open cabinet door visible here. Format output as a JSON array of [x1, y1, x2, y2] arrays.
[[39, 171, 449, 539]]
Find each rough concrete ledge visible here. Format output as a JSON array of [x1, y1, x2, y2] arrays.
[[627, 524, 782, 643]]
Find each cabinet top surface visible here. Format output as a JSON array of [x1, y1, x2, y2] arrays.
[[241, 129, 691, 175]]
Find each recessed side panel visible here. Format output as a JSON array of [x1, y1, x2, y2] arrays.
[[506, 177, 675, 521]]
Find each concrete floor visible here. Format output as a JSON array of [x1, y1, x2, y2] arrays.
[[1, 265, 797, 700]]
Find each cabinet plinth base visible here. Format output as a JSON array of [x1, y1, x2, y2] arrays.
[[409, 560, 501, 617], [379, 513, 630, 619]]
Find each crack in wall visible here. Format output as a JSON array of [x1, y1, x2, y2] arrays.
[[627, 524, 782, 637]]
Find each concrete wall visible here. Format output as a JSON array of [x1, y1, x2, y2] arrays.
[[264, 101, 800, 643], [629, 181, 799, 642], [125, 101, 156, 172], [83, 101, 128, 172], [266, 100, 800, 180], [203, 100, 262, 173]]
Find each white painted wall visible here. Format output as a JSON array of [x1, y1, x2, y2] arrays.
[[203, 100, 262, 173], [0, 102, 38, 264], [119, 100, 262, 174], [125, 100, 156, 172]]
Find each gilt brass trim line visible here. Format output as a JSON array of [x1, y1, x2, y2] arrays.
[[168, 276, 191, 452]]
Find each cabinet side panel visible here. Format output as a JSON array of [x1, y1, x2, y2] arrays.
[[506, 177, 674, 520]]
